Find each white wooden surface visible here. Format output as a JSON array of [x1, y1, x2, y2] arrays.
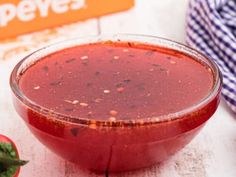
[[1, 0, 236, 176]]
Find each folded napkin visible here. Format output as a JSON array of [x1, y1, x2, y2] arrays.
[[186, 0, 236, 114]]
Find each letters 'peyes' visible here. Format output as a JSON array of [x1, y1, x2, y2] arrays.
[[0, 0, 86, 27]]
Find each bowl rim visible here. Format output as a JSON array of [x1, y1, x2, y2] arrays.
[[10, 34, 222, 127]]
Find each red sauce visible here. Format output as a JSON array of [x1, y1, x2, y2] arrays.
[[19, 42, 213, 120], [14, 42, 219, 173]]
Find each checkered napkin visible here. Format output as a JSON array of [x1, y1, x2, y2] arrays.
[[186, 0, 236, 114]]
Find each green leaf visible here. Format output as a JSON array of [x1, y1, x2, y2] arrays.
[[0, 142, 28, 177], [0, 152, 28, 167], [0, 143, 16, 159]]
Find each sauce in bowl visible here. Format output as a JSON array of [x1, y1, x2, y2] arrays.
[[10, 35, 221, 173], [19, 42, 213, 120]]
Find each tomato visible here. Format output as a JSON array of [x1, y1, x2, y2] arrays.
[[0, 134, 28, 177]]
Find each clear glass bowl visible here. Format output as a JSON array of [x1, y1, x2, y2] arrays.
[[10, 34, 222, 172]]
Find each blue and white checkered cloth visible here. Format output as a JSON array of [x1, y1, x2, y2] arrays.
[[186, 0, 236, 114]]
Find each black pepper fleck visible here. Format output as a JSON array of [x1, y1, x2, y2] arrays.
[[128, 54, 135, 58], [42, 66, 49, 72], [50, 81, 62, 86], [95, 71, 100, 76], [65, 108, 74, 112], [152, 63, 161, 67], [130, 105, 137, 109], [137, 83, 145, 91], [82, 60, 88, 66], [145, 50, 156, 56], [87, 82, 93, 87], [123, 79, 131, 83], [65, 58, 76, 63], [70, 128, 79, 137], [115, 83, 123, 88], [159, 68, 167, 72]]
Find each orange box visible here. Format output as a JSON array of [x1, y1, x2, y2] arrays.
[[0, 0, 134, 40]]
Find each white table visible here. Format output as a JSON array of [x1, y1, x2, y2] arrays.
[[1, 0, 236, 176]]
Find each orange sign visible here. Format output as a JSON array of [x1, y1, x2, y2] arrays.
[[0, 0, 134, 40]]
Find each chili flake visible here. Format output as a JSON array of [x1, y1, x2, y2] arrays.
[[117, 87, 124, 93]]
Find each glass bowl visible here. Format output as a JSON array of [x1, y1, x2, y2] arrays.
[[10, 34, 222, 173]]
